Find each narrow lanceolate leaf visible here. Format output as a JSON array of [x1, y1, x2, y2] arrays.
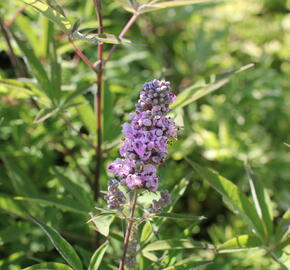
[[155, 213, 206, 221], [72, 31, 135, 45], [170, 64, 254, 110], [218, 235, 262, 251], [163, 259, 213, 270], [15, 196, 89, 215], [170, 78, 228, 110], [187, 160, 266, 240], [88, 214, 115, 237], [142, 239, 209, 252], [137, 0, 216, 14], [29, 215, 83, 270], [245, 161, 273, 236], [276, 209, 290, 241], [12, 33, 53, 101], [20, 0, 72, 33], [22, 262, 73, 270], [168, 178, 190, 211], [88, 241, 108, 270]]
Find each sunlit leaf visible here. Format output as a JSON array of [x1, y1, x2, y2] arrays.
[[245, 161, 273, 237], [142, 239, 209, 252], [218, 235, 262, 250], [89, 214, 115, 237], [72, 31, 136, 45], [20, 0, 72, 33], [22, 262, 73, 270], [0, 194, 26, 217], [163, 259, 213, 270], [88, 241, 108, 270], [138, 0, 216, 14]]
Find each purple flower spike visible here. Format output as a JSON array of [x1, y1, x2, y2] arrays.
[[107, 79, 177, 193]]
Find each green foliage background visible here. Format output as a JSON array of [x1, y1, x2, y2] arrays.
[[0, 0, 289, 269]]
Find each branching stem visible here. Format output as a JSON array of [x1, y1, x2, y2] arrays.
[[104, 12, 140, 66]]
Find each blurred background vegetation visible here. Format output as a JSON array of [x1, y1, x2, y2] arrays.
[[0, 0, 289, 269]]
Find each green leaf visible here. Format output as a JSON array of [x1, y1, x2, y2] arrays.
[[170, 78, 228, 110], [141, 251, 160, 262], [163, 259, 213, 270], [0, 194, 26, 218], [33, 107, 60, 123], [138, 0, 216, 13], [88, 241, 108, 270], [20, 0, 72, 33], [168, 178, 190, 212], [140, 221, 153, 244], [245, 161, 273, 236], [0, 222, 30, 245], [12, 32, 53, 101], [155, 213, 206, 221], [0, 78, 50, 104], [2, 156, 38, 197], [15, 196, 89, 215], [72, 31, 135, 45], [22, 262, 73, 270], [89, 214, 115, 237], [142, 239, 209, 252], [218, 235, 262, 251], [29, 215, 83, 270], [276, 209, 290, 241], [170, 64, 254, 110], [187, 160, 266, 240], [74, 96, 96, 137], [53, 168, 93, 211]]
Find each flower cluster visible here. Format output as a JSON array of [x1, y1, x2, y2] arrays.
[[104, 180, 126, 210], [149, 190, 171, 214], [107, 79, 176, 193]]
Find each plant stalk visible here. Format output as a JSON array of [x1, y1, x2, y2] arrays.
[[93, 0, 104, 202], [119, 192, 138, 270], [104, 12, 140, 66]]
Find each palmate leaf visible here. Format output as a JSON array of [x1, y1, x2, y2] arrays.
[[20, 0, 72, 33], [187, 160, 266, 240], [29, 215, 83, 270], [170, 63, 254, 110], [23, 262, 73, 270]]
